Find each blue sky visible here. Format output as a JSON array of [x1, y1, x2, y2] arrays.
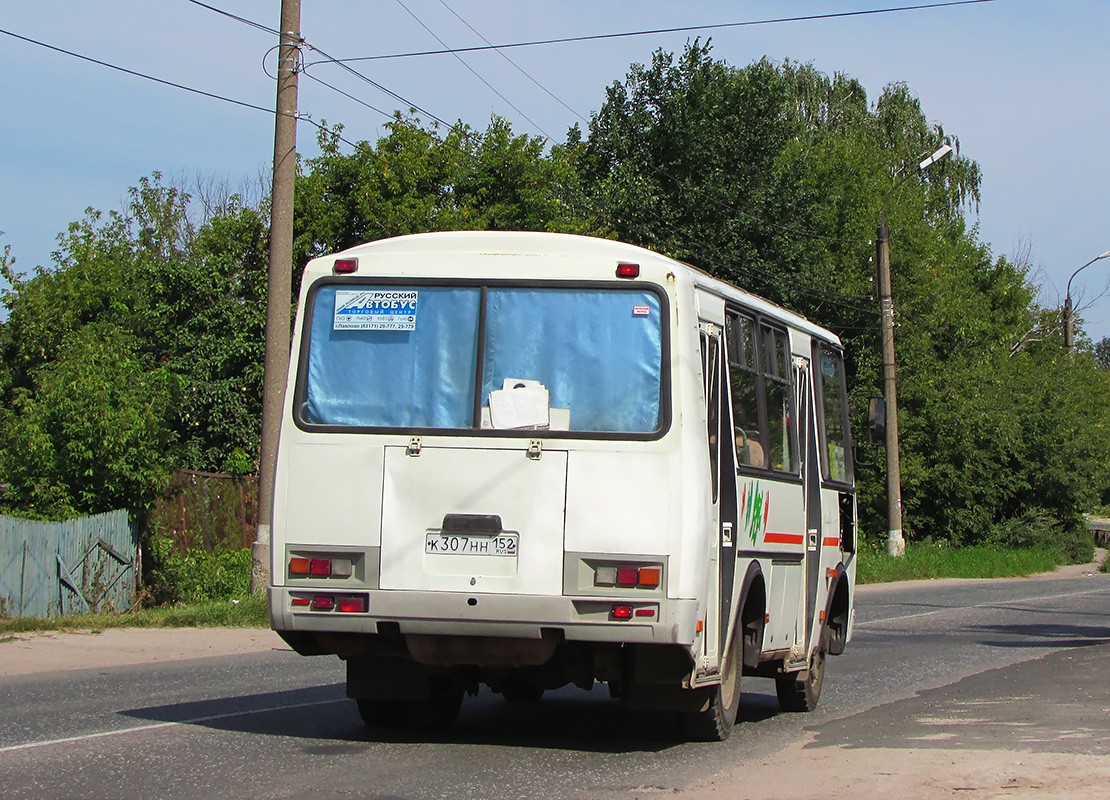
[[2, 0, 1109, 341]]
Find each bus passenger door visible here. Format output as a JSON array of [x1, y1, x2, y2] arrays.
[[794, 357, 823, 652], [700, 324, 739, 667]]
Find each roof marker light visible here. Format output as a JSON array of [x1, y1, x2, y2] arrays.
[[616, 262, 640, 278], [334, 258, 358, 274]]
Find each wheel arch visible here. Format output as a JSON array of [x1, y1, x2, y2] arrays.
[[737, 560, 767, 670], [823, 563, 851, 656]]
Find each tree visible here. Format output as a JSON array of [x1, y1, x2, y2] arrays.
[[1, 323, 178, 517], [581, 42, 1100, 550], [1095, 336, 1110, 370], [293, 115, 607, 288], [0, 175, 268, 517]]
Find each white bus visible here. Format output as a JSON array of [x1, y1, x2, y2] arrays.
[[269, 231, 857, 740]]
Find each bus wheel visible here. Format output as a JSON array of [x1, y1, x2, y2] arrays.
[[411, 680, 465, 729], [686, 634, 742, 741], [501, 680, 545, 704], [356, 681, 464, 730], [356, 698, 408, 728], [775, 648, 825, 712]]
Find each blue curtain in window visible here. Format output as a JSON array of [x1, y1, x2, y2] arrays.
[[303, 286, 480, 427], [480, 288, 662, 432]]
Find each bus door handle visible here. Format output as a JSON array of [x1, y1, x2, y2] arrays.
[[722, 522, 734, 548]]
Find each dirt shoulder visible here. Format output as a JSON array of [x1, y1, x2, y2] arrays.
[[0, 626, 287, 677], [674, 741, 1110, 800]]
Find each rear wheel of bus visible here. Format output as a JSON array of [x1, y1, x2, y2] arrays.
[[686, 632, 742, 741], [356, 680, 464, 730]]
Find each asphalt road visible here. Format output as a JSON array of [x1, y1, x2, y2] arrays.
[[1, 572, 1108, 800]]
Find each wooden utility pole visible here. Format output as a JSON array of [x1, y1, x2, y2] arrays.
[[875, 216, 905, 557], [875, 144, 951, 558], [251, 0, 301, 593]]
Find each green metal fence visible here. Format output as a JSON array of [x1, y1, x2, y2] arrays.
[[0, 509, 137, 618]]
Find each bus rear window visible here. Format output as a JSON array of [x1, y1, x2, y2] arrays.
[[298, 284, 665, 435]]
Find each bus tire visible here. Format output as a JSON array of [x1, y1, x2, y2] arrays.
[[775, 648, 825, 712], [356, 680, 464, 730], [501, 680, 545, 704], [686, 633, 742, 741], [356, 697, 408, 728], [411, 680, 465, 729]]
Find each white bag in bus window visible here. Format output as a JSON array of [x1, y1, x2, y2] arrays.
[[489, 378, 549, 429]]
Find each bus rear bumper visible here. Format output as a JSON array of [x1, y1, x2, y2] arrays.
[[269, 586, 699, 647]]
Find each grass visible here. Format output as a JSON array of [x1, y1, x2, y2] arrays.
[[857, 544, 1065, 584], [0, 594, 268, 635]]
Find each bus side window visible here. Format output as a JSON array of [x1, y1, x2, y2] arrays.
[[700, 331, 720, 502], [726, 312, 765, 468], [762, 325, 798, 474], [817, 345, 852, 483]]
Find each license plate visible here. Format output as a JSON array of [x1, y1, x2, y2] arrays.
[[425, 532, 518, 557]]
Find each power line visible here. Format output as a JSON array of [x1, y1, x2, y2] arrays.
[[182, 0, 280, 36], [434, 0, 587, 125], [393, 0, 552, 140], [299, 41, 453, 128], [182, 0, 452, 131], [303, 72, 391, 121], [324, 0, 1001, 64], [0, 26, 357, 148]]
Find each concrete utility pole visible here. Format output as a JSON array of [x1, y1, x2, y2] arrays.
[[252, 0, 301, 594], [1064, 249, 1110, 354], [876, 143, 951, 558]]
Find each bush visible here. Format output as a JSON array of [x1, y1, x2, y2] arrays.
[[985, 507, 1094, 565], [142, 533, 252, 605]]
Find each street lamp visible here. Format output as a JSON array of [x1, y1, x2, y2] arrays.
[[1064, 249, 1110, 351], [876, 143, 952, 557]]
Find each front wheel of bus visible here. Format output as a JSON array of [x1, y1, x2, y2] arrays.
[[775, 648, 825, 712], [686, 634, 742, 741]]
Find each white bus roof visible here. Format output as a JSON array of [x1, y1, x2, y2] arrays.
[[306, 231, 842, 347]]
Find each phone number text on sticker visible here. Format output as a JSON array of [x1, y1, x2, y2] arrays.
[[425, 532, 518, 557], [334, 289, 418, 330]]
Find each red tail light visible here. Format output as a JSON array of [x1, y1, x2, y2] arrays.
[[337, 595, 367, 613], [312, 595, 335, 611], [611, 605, 633, 620], [616, 568, 640, 586]]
